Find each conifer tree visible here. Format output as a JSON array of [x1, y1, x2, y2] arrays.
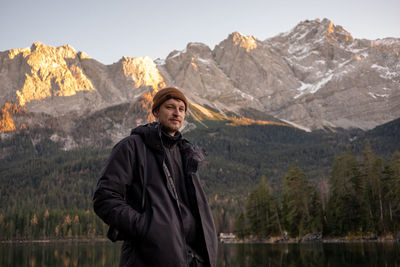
[[326, 151, 366, 236], [361, 143, 386, 234], [281, 165, 322, 237], [234, 212, 247, 239], [385, 151, 400, 232], [246, 176, 279, 237]]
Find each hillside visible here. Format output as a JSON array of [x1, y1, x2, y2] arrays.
[[1, 117, 399, 237], [1, 17, 399, 239]]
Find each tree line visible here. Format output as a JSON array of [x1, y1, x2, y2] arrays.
[[235, 145, 400, 239], [1, 122, 400, 240], [0, 208, 108, 240]]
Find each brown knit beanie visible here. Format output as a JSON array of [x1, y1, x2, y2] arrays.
[[152, 87, 188, 114]]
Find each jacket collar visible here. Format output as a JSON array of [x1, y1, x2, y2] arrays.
[[131, 122, 163, 151], [131, 122, 205, 172], [161, 129, 182, 149]]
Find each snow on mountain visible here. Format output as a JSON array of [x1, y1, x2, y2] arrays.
[[1, 18, 400, 144], [262, 18, 400, 130]]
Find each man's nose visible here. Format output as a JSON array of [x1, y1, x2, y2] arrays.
[[173, 108, 181, 115]]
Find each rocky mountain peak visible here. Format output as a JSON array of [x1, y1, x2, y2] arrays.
[[29, 41, 77, 59], [117, 56, 165, 90], [162, 42, 216, 88], [217, 32, 259, 53], [185, 42, 212, 57], [2, 42, 94, 108], [1, 18, 400, 142], [165, 42, 212, 62], [230, 32, 258, 52], [322, 19, 354, 43], [26, 65, 91, 107], [1, 42, 167, 122], [264, 18, 400, 130], [275, 18, 353, 46], [8, 47, 31, 60], [212, 31, 299, 110]]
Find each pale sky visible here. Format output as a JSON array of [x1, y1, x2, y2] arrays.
[[1, 0, 399, 64]]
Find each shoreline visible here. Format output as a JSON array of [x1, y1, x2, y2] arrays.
[[0, 238, 109, 244], [220, 234, 400, 244], [1, 237, 399, 244], [228, 238, 400, 244]]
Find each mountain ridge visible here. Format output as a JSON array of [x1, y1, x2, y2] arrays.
[[1, 18, 399, 146]]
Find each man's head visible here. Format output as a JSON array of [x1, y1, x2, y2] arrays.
[[152, 87, 188, 136]]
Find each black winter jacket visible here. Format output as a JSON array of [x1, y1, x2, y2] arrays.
[[93, 123, 217, 267]]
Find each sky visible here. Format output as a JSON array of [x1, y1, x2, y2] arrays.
[[1, 0, 399, 65]]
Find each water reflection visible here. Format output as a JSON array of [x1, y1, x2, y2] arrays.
[[217, 242, 400, 267], [1, 241, 400, 266], [0, 241, 121, 267]]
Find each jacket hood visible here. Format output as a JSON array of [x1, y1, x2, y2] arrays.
[[131, 122, 206, 172], [130, 122, 163, 151]]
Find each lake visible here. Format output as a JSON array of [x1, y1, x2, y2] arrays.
[[1, 241, 400, 266]]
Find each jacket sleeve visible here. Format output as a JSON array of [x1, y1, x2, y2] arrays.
[[93, 137, 145, 240]]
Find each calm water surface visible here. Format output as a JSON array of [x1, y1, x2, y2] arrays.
[[1, 241, 400, 266]]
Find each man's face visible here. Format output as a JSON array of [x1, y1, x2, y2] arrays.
[[153, 98, 186, 136]]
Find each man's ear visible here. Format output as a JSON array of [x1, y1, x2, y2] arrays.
[[152, 108, 159, 118]]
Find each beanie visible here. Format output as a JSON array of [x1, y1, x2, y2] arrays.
[[152, 87, 188, 113]]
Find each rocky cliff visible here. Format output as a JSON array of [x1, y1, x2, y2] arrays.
[[160, 18, 400, 131], [0, 42, 168, 145], [266, 19, 400, 130], [1, 18, 399, 147]]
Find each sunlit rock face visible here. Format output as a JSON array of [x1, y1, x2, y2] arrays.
[[106, 56, 165, 102], [0, 42, 167, 115], [121, 56, 165, 90], [0, 43, 169, 141], [1, 42, 100, 117], [0, 18, 400, 142], [232, 32, 258, 52], [164, 18, 400, 131], [7, 42, 94, 107], [0, 103, 17, 133]]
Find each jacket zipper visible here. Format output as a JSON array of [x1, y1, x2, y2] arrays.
[[162, 156, 190, 267]]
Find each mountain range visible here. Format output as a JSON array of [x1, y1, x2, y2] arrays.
[[0, 18, 399, 149], [1, 18, 400, 237]]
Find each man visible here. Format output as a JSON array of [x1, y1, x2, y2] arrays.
[[93, 87, 217, 267]]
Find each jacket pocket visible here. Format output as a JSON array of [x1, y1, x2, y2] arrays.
[[107, 205, 150, 242], [125, 183, 144, 212], [136, 197, 153, 241], [107, 185, 149, 242]]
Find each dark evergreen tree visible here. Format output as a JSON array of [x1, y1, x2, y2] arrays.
[[281, 166, 322, 237], [325, 151, 366, 236], [384, 151, 400, 232], [361, 143, 387, 234], [234, 212, 247, 239], [246, 176, 280, 237]]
